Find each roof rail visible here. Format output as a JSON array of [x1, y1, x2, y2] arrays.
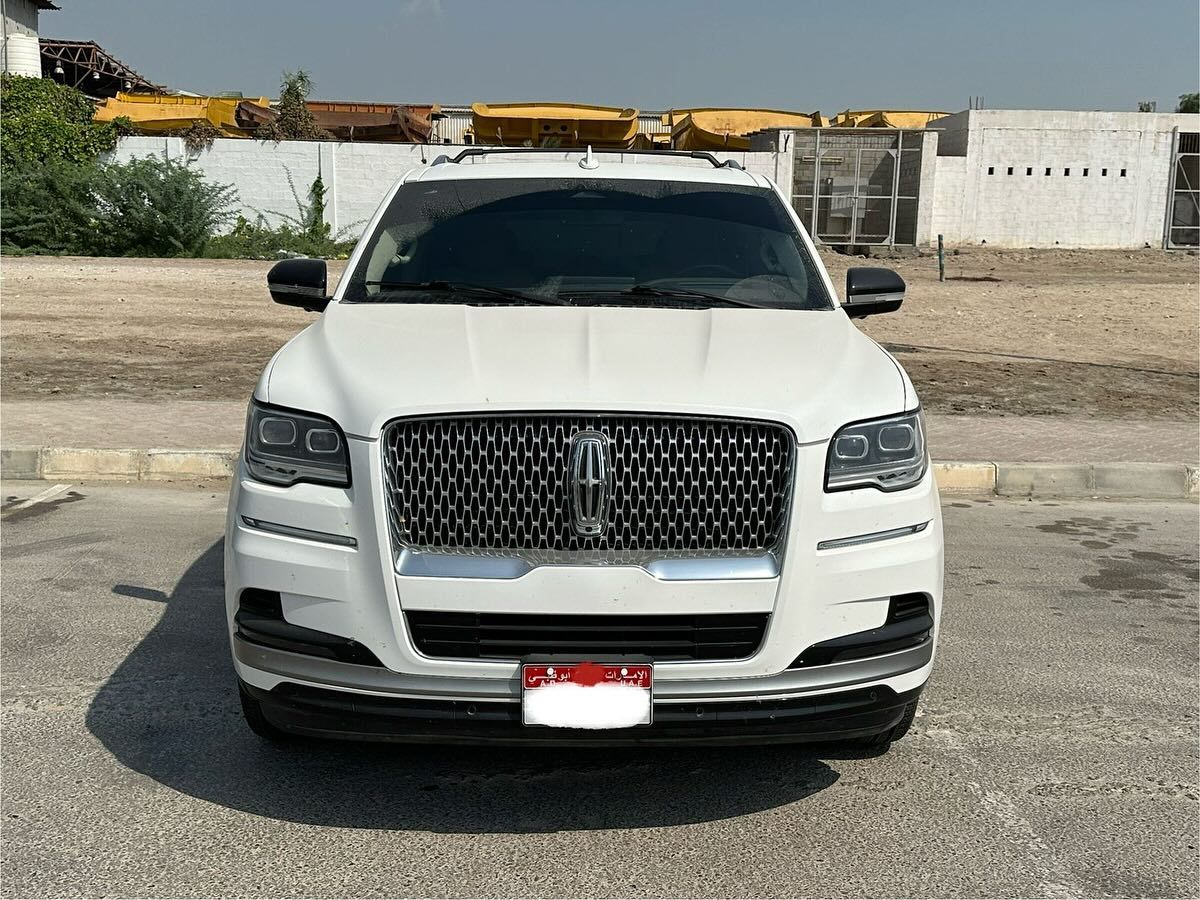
[[437, 146, 744, 169]]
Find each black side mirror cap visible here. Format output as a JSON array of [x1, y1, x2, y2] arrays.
[[843, 267, 905, 318], [267, 258, 330, 312]]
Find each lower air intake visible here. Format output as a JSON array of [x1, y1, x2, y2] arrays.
[[406, 611, 770, 661]]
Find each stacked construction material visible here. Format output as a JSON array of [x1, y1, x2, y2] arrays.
[[828, 109, 950, 128], [94, 94, 441, 143], [93, 92, 272, 137], [470, 102, 640, 148], [305, 101, 440, 143], [666, 108, 827, 151]]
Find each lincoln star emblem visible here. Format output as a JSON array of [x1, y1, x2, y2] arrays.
[[568, 431, 611, 537]]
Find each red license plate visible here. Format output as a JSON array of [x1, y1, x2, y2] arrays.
[[521, 662, 653, 729]]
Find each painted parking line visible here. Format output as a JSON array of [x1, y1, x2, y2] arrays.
[[6, 483, 72, 511]]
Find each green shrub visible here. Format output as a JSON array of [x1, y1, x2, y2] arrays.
[[256, 70, 331, 142], [88, 156, 237, 256], [0, 77, 240, 257], [202, 171, 357, 259], [0, 160, 98, 254], [203, 214, 356, 260], [0, 74, 118, 170], [2, 155, 236, 256]]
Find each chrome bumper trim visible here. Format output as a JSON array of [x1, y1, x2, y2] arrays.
[[240, 516, 358, 548], [816, 521, 929, 551], [396, 549, 532, 579], [645, 555, 779, 581], [395, 549, 779, 581], [233, 636, 933, 704]]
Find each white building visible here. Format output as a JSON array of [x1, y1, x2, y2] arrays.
[[1, 0, 55, 76], [928, 109, 1199, 249]]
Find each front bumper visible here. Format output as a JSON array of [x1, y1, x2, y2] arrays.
[[243, 678, 923, 746], [232, 630, 934, 703], [226, 436, 943, 740]]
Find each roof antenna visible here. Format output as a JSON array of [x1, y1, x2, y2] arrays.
[[579, 144, 599, 170]]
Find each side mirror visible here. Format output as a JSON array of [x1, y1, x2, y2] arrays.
[[843, 267, 905, 318], [267, 258, 329, 312]]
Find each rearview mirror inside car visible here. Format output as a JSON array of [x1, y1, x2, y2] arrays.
[[843, 267, 905, 318], [267, 258, 330, 312]]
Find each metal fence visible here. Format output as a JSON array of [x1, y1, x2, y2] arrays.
[[1165, 131, 1199, 248], [792, 129, 923, 246]]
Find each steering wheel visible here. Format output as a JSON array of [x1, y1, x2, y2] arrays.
[[673, 263, 740, 278]]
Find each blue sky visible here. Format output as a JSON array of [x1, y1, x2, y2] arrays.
[[46, 0, 1199, 113]]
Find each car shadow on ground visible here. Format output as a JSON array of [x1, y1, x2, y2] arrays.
[[87, 541, 854, 833]]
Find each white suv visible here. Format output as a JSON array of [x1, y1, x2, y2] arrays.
[[225, 148, 943, 748]]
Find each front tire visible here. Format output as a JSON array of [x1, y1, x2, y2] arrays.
[[238, 683, 291, 742]]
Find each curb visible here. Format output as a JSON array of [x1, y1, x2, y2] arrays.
[[2, 448, 238, 482], [1, 448, 1196, 499]]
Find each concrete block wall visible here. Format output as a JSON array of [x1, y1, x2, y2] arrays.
[[110, 137, 783, 239], [928, 109, 1200, 248], [930, 156, 967, 243], [913, 130, 940, 245], [930, 110, 971, 157]]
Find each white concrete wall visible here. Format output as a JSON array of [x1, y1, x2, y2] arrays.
[[912, 130, 939, 245], [114, 111, 1200, 250], [930, 156, 967, 241], [929, 110, 970, 157], [110, 137, 783, 238], [928, 109, 1200, 248]]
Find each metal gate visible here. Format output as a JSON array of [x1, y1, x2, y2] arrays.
[[1165, 131, 1199, 248], [792, 129, 923, 246]]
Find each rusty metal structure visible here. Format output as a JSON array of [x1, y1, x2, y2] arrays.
[[39, 39, 160, 99], [306, 101, 441, 143]]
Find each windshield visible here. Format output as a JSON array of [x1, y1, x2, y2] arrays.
[[341, 177, 833, 310]]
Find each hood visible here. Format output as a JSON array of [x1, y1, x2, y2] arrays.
[[261, 303, 907, 443]]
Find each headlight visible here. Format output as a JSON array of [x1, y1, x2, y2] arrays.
[[244, 400, 350, 487], [825, 409, 927, 492]]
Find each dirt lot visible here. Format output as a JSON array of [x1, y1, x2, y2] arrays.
[[1, 249, 1196, 418]]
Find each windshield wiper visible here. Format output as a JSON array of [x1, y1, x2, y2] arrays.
[[569, 285, 764, 309], [361, 280, 570, 306]]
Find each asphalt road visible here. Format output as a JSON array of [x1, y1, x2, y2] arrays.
[[1, 481, 1197, 898]]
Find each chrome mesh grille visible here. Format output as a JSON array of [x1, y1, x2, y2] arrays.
[[382, 413, 794, 565]]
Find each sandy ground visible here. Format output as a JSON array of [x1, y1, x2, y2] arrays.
[[1, 249, 1196, 417]]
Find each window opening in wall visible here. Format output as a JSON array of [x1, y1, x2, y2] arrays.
[[1120, 168, 1127, 177], [1026, 167, 1033, 175], [1045, 167, 1051, 176], [987, 166, 994, 175], [1064, 168, 1071, 176], [1083, 168, 1089, 176], [1007, 166, 1014, 175], [1102, 168, 1108, 176]]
